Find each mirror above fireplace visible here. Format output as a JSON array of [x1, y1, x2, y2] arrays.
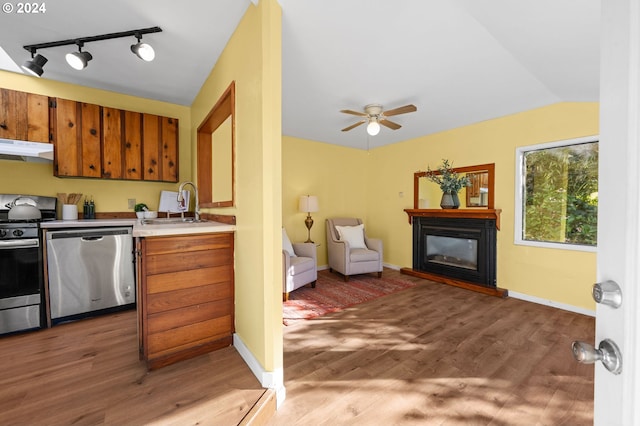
[[413, 163, 495, 210]]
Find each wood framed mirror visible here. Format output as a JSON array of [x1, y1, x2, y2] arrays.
[[197, 81, 235, 208], [413, 163, 495, 209]]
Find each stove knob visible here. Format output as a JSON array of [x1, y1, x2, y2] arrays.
[[0, 229, 6, 238], [12, 229, 24, 237]]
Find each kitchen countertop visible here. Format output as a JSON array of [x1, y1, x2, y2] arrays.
[[40, 218, 236, 237]]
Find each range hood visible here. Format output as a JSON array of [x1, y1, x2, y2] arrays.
[[0, 139, 54, 162]]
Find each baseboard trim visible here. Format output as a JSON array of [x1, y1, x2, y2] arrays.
[[383, 262, 401, 270], [233, 334, 287, 408], [508, 291, 595, 317]]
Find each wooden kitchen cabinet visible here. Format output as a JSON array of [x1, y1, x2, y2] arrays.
[[53, 99, 177, 181], [142, 113, 179, 182], [137, 232, 234, 370], [51, 98, 102, 178], [0, 88, 49, 143]]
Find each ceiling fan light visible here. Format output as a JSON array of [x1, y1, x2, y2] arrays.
[[367, 120, 380, 136], [21, 53, 48, 77], [131, 41, 155, 61], [66, 50, 92, 70]]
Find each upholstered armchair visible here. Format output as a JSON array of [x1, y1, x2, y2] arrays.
[[282, 228, 317, 301], [326, 218, 383, 281]]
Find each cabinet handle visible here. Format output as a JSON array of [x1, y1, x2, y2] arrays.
[[89, 164, 95, 170], [0, 123, 7, 130], [90, 128, 97, 136]]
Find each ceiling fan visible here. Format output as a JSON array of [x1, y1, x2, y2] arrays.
[[340, 103, 417, 135]]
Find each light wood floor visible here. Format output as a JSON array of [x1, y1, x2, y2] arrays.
[[269, 270, 595, 425], [0, 309, 266, 426], [1, 270, 595, 425]]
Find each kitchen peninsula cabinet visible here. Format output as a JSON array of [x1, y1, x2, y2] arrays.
[[0, 88, 49, 143], [137, 232, 234, 370]]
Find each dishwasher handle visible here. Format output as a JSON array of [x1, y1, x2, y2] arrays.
[[81, 236, 104, 242], [46, 227, 132, 240]]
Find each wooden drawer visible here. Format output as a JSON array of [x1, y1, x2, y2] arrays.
[[144, 232, 232, 255], [147, 281, 233, 314], [147, 315, 232, 358], [145, 248, 232, 276]]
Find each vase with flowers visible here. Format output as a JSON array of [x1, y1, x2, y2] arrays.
[[424, 159, 472, 209]]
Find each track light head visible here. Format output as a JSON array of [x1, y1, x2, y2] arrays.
[[131, 34, 155, 61], [66, 43, 92, 70], [21, 52, 48, 77]]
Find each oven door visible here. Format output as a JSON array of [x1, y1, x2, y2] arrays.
[[0, 238, 42, 334]]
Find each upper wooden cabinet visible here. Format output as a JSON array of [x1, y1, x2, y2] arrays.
[[143, 114, 178, 182], [51, 98, 101, 178], [49, 96, 178, 182], [0, 88, 50, 143]]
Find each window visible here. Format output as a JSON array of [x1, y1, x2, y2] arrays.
[[515, 136, 598, 251]]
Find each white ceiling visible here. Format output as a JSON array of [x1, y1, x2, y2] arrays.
[[0, 0, 600, 150]]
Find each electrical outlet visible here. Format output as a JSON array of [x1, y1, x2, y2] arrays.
[[128, 198, 136, 209]]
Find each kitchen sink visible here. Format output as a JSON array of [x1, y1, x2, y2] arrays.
[[140, 218, 209, 225]]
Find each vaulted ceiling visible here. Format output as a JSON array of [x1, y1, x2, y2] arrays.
[[0, 0, 600, 150]]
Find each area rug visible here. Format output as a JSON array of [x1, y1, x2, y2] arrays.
[[283, 269, 420, 325]]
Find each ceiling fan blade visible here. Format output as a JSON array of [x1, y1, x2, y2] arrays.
[[380, 119, 401, 130], [340, 109, 368, 117], [341, 120, 367, 132], [382, 104, 417, 117]]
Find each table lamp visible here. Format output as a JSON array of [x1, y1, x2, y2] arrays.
[[299, 195, 319, 243]]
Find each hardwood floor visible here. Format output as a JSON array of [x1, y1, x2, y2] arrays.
[[269, 269, 595, 425], [1, 270, 595, 425], [0, 309, 266, 426]]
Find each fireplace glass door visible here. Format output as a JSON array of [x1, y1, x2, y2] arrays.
[[426, 235, 478, 271]]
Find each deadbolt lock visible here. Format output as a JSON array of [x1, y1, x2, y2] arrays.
[[592, 280, 622, 308]]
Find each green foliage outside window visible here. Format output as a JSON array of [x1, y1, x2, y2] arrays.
[[523, 141, 598, 246]]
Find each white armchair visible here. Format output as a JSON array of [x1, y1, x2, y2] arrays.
[[326, 218, 383, 282], [282, 228, 317, 301]]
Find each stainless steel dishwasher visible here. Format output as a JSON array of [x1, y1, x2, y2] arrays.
[[46, 227, 135, 323]]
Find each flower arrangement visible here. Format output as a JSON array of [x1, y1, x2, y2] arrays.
[[424, 159, 471, 193]]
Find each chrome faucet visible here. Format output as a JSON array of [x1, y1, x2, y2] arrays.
[[177, 181, 200, 221]]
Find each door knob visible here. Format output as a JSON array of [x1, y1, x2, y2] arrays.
[[592, 280, 622, 308], [572, 339, 622, 375]]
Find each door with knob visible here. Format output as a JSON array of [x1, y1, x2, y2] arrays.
[[594, 2, 640, 423]]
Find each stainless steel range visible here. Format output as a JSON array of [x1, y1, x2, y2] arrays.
[[0, 194, 56, 335]]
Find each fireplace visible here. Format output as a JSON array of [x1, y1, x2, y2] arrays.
[[412, 216, 497, 288]]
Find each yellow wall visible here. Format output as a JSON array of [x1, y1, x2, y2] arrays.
[[282, 103, 598, 311], [282, 137, 369, 266], [191, 0, 283, 372], [0, 71, 191, 213]]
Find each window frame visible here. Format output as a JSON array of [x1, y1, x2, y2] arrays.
[[514, 135, 599, 253]]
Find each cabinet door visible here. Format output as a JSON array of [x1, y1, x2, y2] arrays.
[[102, 107, 123, 179], [124, 111, 142, 180], [161, 117, 178, 182], [52, 99, 101, 178], [0, 89, 49, 143], [142, 114, 178, 182], [142, 113, 161, 181], [80, 103, 101, 178], [52, 98, 81, 177]]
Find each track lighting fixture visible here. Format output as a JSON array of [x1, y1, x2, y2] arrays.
[[22, 26, 162, 77], [131, 33, 155, 62], [21, 51, 48, 77], [65, 43, 92, 70]]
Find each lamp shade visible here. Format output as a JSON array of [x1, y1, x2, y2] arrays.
[[299, 195, 319, 213], [21, 54, 48, 77]]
